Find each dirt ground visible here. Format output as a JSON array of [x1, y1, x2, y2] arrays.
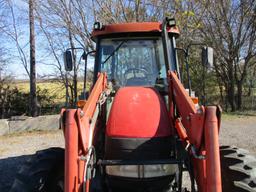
[[219, 115, 256, 156], [0, 116, 256, 191], [0, 131, 65, 192]]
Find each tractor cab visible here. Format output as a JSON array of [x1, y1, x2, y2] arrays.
[[92, 22, 180, 94]]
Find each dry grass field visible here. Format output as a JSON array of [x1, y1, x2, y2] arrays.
[[13, 81, 86, 103]]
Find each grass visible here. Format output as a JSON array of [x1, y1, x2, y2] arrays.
[[13, 81, 86, 103], [222, 111, 256, 120]]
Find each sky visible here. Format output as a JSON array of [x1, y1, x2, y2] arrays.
[[3, 0, 48, 79], [3, 0, 95, 80]]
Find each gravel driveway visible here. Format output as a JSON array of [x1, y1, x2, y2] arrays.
[[0, 116, 255, 191], [219, 115, 256, 156], [0, 131, 64, 192]]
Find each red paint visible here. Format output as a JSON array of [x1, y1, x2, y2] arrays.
[[193, 150, 207, 192], [92, 22, 180, 38], [169, 71, 205, 148], [107, 87, 172, 138], [63, 73, 108, 192], [169, 71, 222, 191], [205, 107, 222, 192], [175, 119, 188, 141], [64, 109, 79, 192], [82, 73, 107, 118]]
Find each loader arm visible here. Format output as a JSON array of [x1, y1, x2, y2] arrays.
[[62, 73, 107, 192], [168, 71, 222, 192]]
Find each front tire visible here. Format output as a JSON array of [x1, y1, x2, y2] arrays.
[[10, 147, 64, 192], [220, 146, 256, 192]]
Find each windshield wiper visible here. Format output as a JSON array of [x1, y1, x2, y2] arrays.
[[102, 40, 127, 64]]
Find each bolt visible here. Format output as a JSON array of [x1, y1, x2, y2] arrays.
[[80, 111, 84, 118], [197, 108, 203, 114]]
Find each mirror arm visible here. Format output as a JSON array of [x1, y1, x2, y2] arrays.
[[83, 50, 96, 98], [183, 43, 210, 97], [185, 48, 192, 96], [175, 47, 192, 96]]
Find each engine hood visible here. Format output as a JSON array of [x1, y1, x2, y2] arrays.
[[106, 87, 172, 138]]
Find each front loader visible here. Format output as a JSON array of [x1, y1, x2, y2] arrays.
[[10, 18, 256, 192]]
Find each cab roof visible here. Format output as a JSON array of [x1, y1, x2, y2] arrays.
[[92, 22, 180, 38]]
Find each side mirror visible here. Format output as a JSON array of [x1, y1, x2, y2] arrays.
[[202, 47, 214, 69], [63, 50, 73, 71], [166, 17, 176, 27]]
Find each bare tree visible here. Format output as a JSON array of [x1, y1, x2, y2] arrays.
[[29, 0, 39, 116], [34, 0, 95, 105], [34, 0, 201, 106], [2, 0, 30, 76], [93, 0, 175, 23], [195, 0, 256, 111]]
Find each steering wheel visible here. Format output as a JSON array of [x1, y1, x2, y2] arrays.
[[124, 68, 148, 78], [124, 68, 150, 85]]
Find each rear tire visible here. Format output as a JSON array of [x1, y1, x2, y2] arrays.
[[9, 147, 64, 192], [220, 146, 256, 192]]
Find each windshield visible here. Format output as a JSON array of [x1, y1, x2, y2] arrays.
[[99, 38, 167, 88]]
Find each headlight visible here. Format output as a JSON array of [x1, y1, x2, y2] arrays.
[[106, 165, 138, 178], [106, 164, 178, 178]]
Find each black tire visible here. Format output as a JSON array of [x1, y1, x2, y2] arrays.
[[220, 146, 256, 192], [9, 147, 64, 192]]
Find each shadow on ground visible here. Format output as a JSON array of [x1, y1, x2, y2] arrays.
[[0, 154, 32, 192]]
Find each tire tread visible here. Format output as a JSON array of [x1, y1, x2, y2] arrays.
[[221, 145, 256, 192], [9, 147, 64, 192]]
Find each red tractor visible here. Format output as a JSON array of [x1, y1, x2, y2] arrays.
[[10, 18, 256, 192]]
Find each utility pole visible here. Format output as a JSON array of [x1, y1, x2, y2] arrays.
[[29, 0, 38, 117]]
